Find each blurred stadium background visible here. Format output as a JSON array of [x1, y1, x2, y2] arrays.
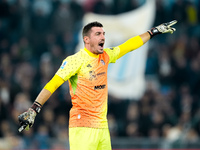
[[0, 0, 200, 149]]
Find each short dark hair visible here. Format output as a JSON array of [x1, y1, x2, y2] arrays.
[[82, 21, 103, 38]]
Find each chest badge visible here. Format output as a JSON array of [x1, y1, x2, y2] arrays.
[[89, 70, 97, 81], [100, 59, 105, 65]]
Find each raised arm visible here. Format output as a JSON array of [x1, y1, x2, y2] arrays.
[[118, 20, 177, 59], [140, 32, 151, 44]]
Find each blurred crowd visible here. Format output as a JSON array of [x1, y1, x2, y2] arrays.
[[0, 0, 200, 149]]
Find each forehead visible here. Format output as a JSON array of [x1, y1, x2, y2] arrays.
[[91, 27, 105, 33]]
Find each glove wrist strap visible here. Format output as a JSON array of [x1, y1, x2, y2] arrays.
[[147, 28, 160, 39], [31, 101, 42, 114]]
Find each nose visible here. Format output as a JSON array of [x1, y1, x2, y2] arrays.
[[101, 34, 105, 40]]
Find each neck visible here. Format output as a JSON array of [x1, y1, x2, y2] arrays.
[[85, 44, 97, 55], [84, 47, 99, 58], [85, 45, 92, 52]]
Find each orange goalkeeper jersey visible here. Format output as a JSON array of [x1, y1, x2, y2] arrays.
[[56, 47, 120, 128]]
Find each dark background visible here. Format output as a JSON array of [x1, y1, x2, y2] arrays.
[[0, 0, 200, 149]]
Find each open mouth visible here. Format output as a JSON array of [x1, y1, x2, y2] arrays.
[[98, 42, 104, 48]]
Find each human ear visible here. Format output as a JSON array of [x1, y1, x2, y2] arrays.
[[84, 36, 89, 44]]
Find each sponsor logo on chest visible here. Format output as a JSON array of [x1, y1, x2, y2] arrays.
[[94, 84, 106, 90]]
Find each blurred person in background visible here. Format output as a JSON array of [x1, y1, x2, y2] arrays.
[[22, 128, 35, 149], [18, 20, 177, 150], [107, 113, 119, 137], [53, 114, 69, 136], [0, 0, 200, 149], [34, 124, 50, 149]]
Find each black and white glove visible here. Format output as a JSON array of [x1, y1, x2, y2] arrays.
[[147, 20, 177, 38], [18, 102, 42, 132]]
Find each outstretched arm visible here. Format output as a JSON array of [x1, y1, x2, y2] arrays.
[[34, 89, 51, 106], [118, 20, 177, 59], [140, 32, 151, 44], [18, 75, 64, 132], [35, 75, 65, 105], [118, 32, 150, 58], [18, 53, 82, 132]]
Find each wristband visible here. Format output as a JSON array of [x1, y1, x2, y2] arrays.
[[31, 101, 42, 114], [147, 28, 160, 39]]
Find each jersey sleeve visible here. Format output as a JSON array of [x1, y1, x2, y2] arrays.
[[44, 74, 65, 94], [118, 35, 143, 58], [56, 54, 82, 81], [104, 47, 120, 63]]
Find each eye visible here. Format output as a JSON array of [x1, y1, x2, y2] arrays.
[[96, 32, 100, 35]]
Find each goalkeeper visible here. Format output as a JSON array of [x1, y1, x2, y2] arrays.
[[18, 20, 177, 150]]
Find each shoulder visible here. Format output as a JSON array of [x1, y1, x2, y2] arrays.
[[103, 47, 120, 63], [104, 47, 120, 53], [64, 50, 85, 63], [104, 47, 120, 57]]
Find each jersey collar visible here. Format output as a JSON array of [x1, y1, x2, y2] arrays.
[[83, 47, 99, 58]]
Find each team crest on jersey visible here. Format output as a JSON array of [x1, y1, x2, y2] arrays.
[[89, 70, 97, 81], [60, 61, 67, 69], [100, 59, 105, 65]]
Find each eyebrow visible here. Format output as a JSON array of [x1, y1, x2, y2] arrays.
[[95, 31, 105, 35]]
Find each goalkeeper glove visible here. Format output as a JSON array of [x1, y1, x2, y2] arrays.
[[18, 101, 42, 132], [147, 20, 177, 38]]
